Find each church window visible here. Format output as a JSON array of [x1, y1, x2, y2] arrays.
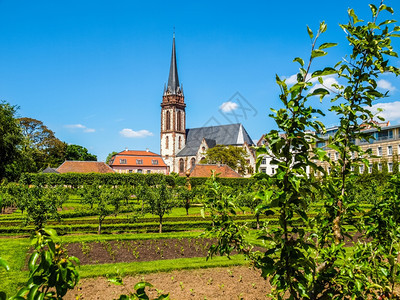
[[166, 111, 171, 130], [177, 111, 182, 131], [190, 157, 196, 169], [136, 159, 143, 165], [166, 136, 169, 149], [137, 169, 143, 174], [129, 170, 132, 173], [200, 157, 206, 163], [179, 158, 185, 173], [179, 137, 182, 149], [202, 146, 206, 152], [147, 170, 151, 174], [120, 159, 127, 164]]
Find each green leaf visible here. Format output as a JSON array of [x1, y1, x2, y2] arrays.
[[293, 57, 304, 67], [369, 4, 377, 17], [27, 284, 39, 300], [319, 42, 337, 50], [28, 252, 39, 273], [134, 281, 153, 291], [108, 276, 124, 286], [312, 67, 337, 77], [307, 25, 313, 39], [0, 257, 9, 271], [311, 49, 327, 58]]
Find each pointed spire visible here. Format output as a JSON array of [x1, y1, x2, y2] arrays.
[[166, 34, 181, 95]]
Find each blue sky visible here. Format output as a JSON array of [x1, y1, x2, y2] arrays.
[[0, 0, 399, 161]]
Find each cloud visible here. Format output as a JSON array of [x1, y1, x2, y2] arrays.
[[369, 101, 400, 123], [119, 129, 154, 138], [219, 101, 238, 112], [64, 124, 95, 133], [377, 79, 396, 92]]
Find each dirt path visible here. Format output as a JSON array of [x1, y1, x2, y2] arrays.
[[64, 266, 272, 300]]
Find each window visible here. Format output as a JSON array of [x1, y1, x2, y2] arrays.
[[388, 145, 393, 156], [351, 152, 355, 159], [179, 136, 182, 149], [147, 170, 151, 174], [271, 168, 275, 174], [350, 166, 354, 172], [136, 159, 143, 164], [316, 141, 326, 148], [152, 159, 158, 165], [369, 164, 372, 173], [389, 162, 393, 173], [137, 169, 143, 174], [328, 153, 331, 160], [120, 159, 127, 164], [201, 146, 206, 152], [377, 146, 383, 156], [260, 168, 267, 174], [360, 164, 364, 173], [378, 163, 382, 172], [177, 111, 182, 131], [165, 155, 169, 159], [334, 152, 339, 161], [261, 158, 267, 165], [166, 111, 171, 130], [179, 158, 185, 173], [327, 167, 331, 175], [166, 136, 169, 149], [128, 170, 132, 173], [190, 157, 196, 169]]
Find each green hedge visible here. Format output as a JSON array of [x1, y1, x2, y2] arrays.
[[18, 173, 253, 188]]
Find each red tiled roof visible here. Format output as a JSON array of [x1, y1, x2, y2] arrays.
[[57, 161, 115, 174], [188, 164, 242, 178], [110, 150, 167, 167], [117, 150, 159, 156]]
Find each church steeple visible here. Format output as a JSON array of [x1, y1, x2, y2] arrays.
[[165, 34, 183, 96]]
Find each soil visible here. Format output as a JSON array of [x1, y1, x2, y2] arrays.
[[65, 238, 219, 265], [64, 266, 272, 300]]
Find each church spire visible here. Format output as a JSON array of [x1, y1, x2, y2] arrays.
[[166, 34, 182, 95]]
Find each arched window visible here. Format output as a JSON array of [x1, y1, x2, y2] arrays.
[[177, 111, 182, 131], [191, 157, 196, 169], [166, 111, 171, 130], [179, 158, 185, 173], [166, 136, 169, 149], [178, 136, 181, 149]]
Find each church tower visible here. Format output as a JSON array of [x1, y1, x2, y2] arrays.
[[160, 34, 186, 173]]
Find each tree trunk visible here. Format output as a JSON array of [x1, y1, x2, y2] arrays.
[[256, 214, 260, 230], [159, 216, 163, 233], [98, 218, 103, 234]]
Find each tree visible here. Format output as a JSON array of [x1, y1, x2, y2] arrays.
[[202, 145, 249, 175], [0, 102, 23, 180], [205, 2, 400, 298], [145, 184, 175, 233], [17, 117, 67, 171], [65, 144, 97, 161], [106, 151, 118, 164]]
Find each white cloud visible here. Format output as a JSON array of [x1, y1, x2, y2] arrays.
[[369, 101, 400, 123], [119, 129, 154, 138], [219, 101, 238, 112], [377, 79, 396, 92], [64, 124, 95, 133]]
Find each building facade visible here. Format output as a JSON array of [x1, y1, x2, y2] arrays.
[[109, 150, 168, 174]]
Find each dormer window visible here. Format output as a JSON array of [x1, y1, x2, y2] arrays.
[[120, 159, 127, 164], [136, 159, 143, 165], [152, 159, 159, 165]]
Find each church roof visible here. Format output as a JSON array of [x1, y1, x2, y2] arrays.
[[177, 123, 253, 157], [165, 34, 182, 95]]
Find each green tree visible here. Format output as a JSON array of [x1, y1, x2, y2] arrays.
[[145, 184, 175, 233], [0, 102, 23, 181], [106, 151, 118, 164], [17, 117, 67, 171], [202, 145, 249, 175], [65, 144, 97, 161]]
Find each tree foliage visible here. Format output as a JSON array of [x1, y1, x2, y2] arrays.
[[0, 102, 23, 181], [65, 144, 97, 161], [202, 145, 249, 175]]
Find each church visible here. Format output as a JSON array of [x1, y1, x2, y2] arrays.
[[160, 35, 256, 175]]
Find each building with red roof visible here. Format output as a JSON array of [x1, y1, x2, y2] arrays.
[[108, 149, 168, 174], [56, 161, 115, 174]]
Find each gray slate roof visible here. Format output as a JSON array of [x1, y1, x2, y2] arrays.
[[177, 123, 253, 157]]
